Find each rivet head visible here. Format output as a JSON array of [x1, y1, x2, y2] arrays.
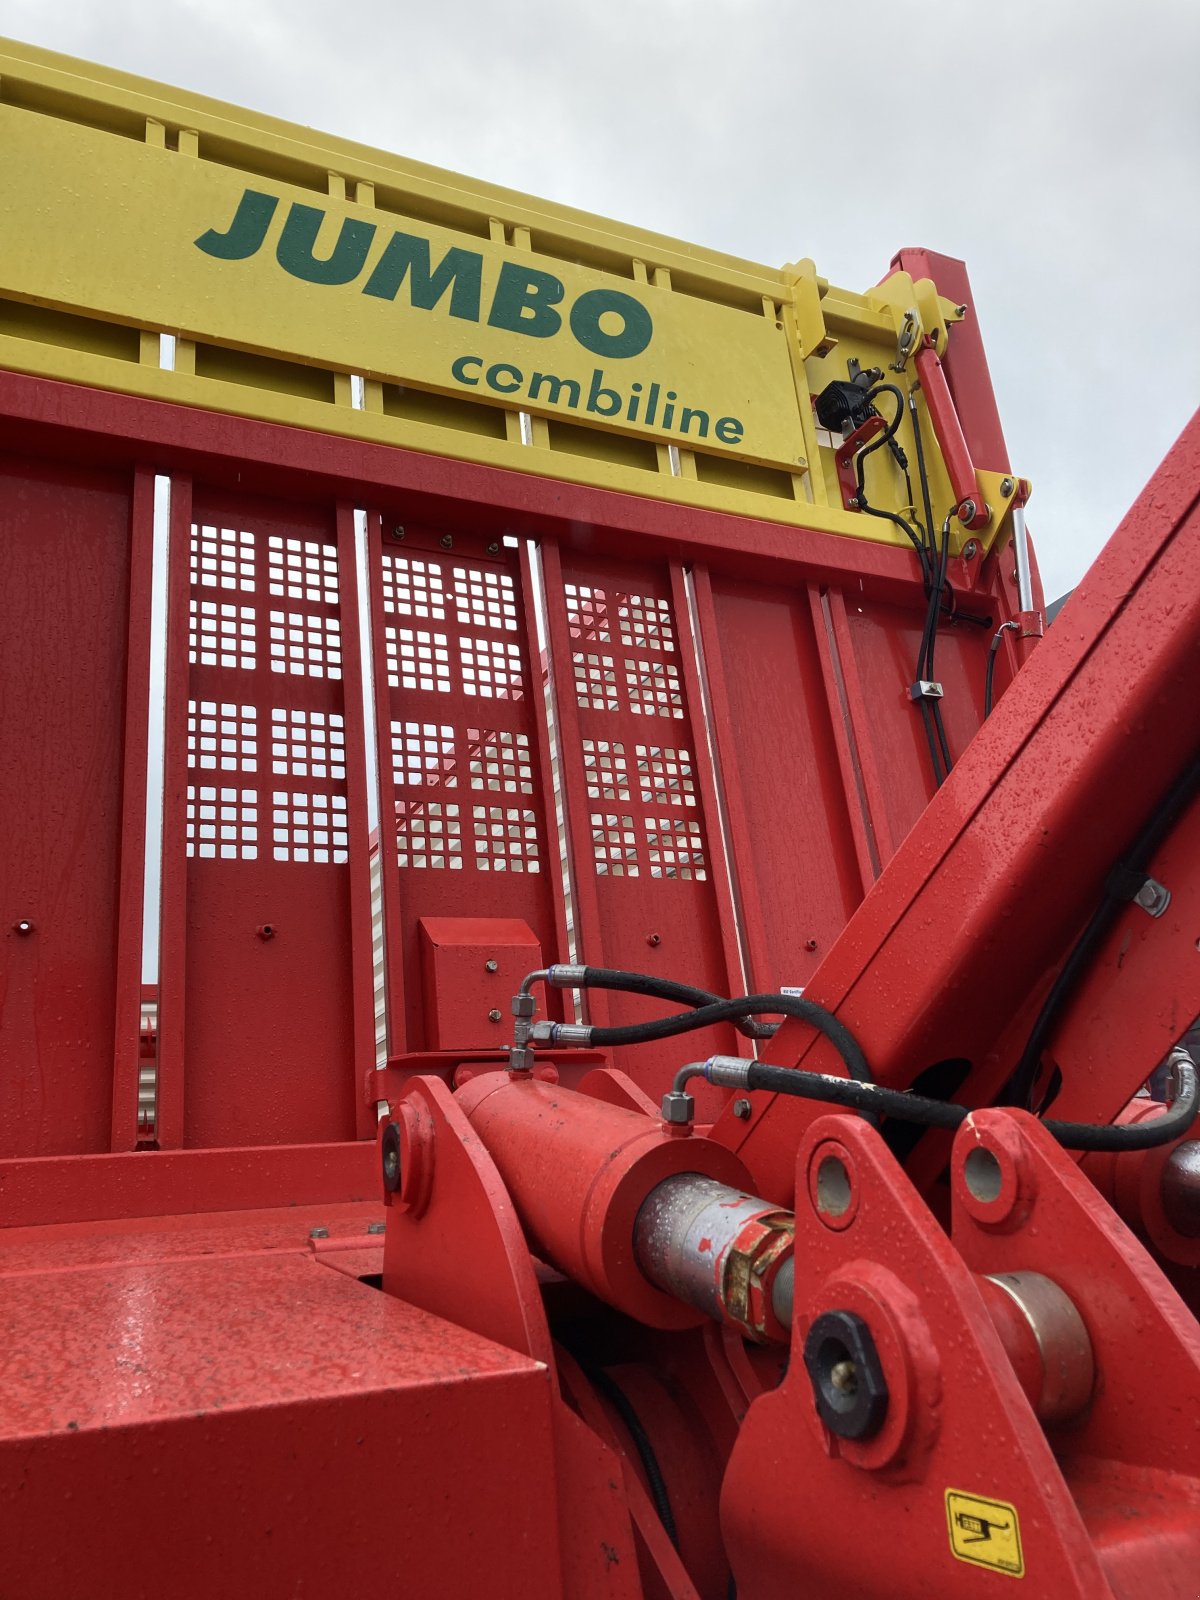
[[13, 920, 34, 936], [390, 525, 406, 541], [487, 542, 500, 555], [488, 1008, 503, 1023], [485, 959, 499, 973], [310, 1226, 329, 1240], [440, 533, 453, 550]]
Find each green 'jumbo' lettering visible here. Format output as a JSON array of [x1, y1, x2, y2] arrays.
[[364, 233, 483, 319], [195, 188, 279, 260], [487, 262, 565, 339], [276, 203, 377, 285]]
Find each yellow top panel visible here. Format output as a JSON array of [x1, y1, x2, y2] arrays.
[[0, 37, 972, 543]]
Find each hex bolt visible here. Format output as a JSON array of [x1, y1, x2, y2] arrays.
[[488, 1008, 503, 1023], [959, 499, 977, 524], [440, 533, 454, 550], [13, 920, 34, 936], [830, 1358, 858, 1395], [310, 1226, 330, 1240], [955, 302, 968, 317], [1000, 476, 1015, 498], [390, 525, 406, 541], [487, 541, 500, 555], [962, 540, 978, 560], [732, 1098, 753, 1120], [485, 959, 499, 973], [366, 1221, 386, 1236]]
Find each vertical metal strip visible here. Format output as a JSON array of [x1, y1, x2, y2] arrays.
[[154, 472, 194, 1148], [825, 588, 898, 866], [808, 585, 882, 891], [519, 539, 575, 979], [365, 509, 408, 1056], [109, 467, 155, 1150], [668, 562, 746, 1012], [536, 538, 612, 1025], [688, 563, 776, 993], [335, 500, 378, 1137]]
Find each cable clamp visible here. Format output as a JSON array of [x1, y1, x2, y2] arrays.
[[1106, 863, 1172, 918], [908, 679, 944, 701]]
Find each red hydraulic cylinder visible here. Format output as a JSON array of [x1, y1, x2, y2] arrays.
[[455, 1071, 754, 1329], [914, 338, 989, 529]]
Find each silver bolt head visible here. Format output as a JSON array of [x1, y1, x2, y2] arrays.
[[732, 1097, 753, 1120], [310, 1226, 329, 1240], [485, 959, 499, 973], [488, 1008, 503, 1023], [1000, 476, 1015, 497]]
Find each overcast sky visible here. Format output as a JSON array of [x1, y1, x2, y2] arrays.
[[1, 0, 1196, 600]]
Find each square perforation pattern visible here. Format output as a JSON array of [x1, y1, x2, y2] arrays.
[[269, 611, 342, 679], [583, 739, 630, 802], [191, 524, 255, 592], [190, 600, 256, 670], [268, 534, 338, 605], [468, 728, 533, 794], [382, 552, 446, 621], [386, 627, 451, 693], [644, 815, 706, 880], [186, 785, 258, 860], [392, 721, 457, 788], [272, 791, 348, 864], [472, 805, 540, 872], [625, 658, 684, 718], [565, 582, 611, 644], [454, 566, 518, 632], [618, 593, 675, 653], [635, 745, 696, 806], [574, 652, 618, 711], [396, 800, 462, 870], [591, 812, 639, 877], [460, 637, 523, 699], [188, 701, 257, 773], [271, 709, 346, 780]]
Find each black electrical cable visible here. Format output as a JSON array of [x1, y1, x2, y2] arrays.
[[585, 993, 874, 1086], [572, 965, 775, 1040], [684, 1053, 1198, 1153], [584, 1365, 679, 1550], [984, 621, 1019, 716], [1001, 751, 1200, 1112], [909, 398, 956, 782]]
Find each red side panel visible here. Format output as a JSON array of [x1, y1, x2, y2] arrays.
[[157, 484, 372, 1148], [0, 455, 147, 1157]]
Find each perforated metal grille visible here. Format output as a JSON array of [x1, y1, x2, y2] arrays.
[[625, 658, 684, 718], [574, 651, 619, 711], [382, 552, 447, 620], [386, 626, 452, 692], [618, 593, 675, 653], [644, 815, 706, 880], [591, 812, 639, 876], [565, 582, 611, 643], [267, 534, 338, 605], [271, 708, 345, 779], [468, 728, 534, 793], [583, 739, 630, 801], [186, 785, 258, 860], [396, 800, 462, 869], [460, 637, 524, 699], [635, 744, 696, 806], [392, 721, 457, 787], [472, 805, 540, 871], [190, 600, 256, 670], [454, 566, 518, 631], [269, 610, 342, 678], [188, 701, 257, 773], [271, 791, 349, 864], [191, 525, 255, 592]]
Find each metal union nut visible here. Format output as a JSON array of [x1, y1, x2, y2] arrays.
[[511, 993, 536, 1019], [804, 1309, 888, 1440], [660, 1090, 695, 1126]]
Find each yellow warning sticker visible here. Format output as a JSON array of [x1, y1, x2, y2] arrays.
[[945, 1489, 1024, 1577]]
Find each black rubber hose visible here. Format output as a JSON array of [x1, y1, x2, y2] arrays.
[[730, 1054, 1198, 1153], [1002, 750, 1200, 1110], [584, 1365, 678, 1550], [576, 965, 775, 1040], [586, 993, 874, 1085]]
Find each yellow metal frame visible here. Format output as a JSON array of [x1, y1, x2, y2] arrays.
[[0, 38, 1000, 551]]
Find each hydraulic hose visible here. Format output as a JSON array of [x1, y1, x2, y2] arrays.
[[559, 965, 776, 1040], [675, 1048, 1198, 1154]]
